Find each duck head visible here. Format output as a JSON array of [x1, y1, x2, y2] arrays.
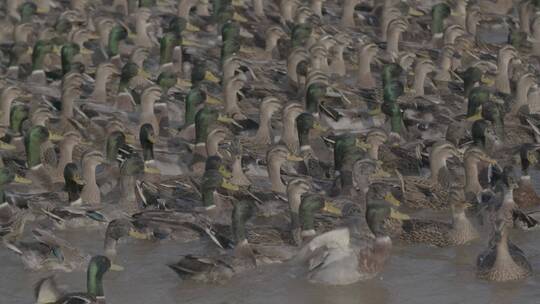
[[357, 42, 379, 89], [139, 124, 156, 162], [429, 141, 461, 181], [31, 40, 54, 71], [431, 2, 451, 38], [467, 86, 490, 119], [107, 25, 128, 57], [267, 145, 303, 193], [24, 125, 49, 168]]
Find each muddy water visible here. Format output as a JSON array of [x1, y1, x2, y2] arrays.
[[3, 169, 540, 304]]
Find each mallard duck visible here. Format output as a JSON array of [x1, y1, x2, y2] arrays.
[[34, 255, 119, 304], [6, 228, 89, 272], [399, 185, 479, 247], [476, 219, 532, 282], [513, 144, 540, 208], [294, 187, 409, 285], [400, 141, 461, 210]]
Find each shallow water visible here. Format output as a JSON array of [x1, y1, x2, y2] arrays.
[[3, 171, 540, 304]]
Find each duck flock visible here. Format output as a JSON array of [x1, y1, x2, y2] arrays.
[[2, 0, 540, 302]]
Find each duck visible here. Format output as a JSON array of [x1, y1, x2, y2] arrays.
[[34, 255, 119, 304], [294, 185, 409, 286], [398, 185, 480, 247], [513, 144, 540, 208], [476, 219, 532, 282], [399, 141, 461, 210]]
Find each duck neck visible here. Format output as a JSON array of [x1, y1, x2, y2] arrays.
[[283, 112, 300, 152], [58, 141, 76, 169], [358, 52, 375, 88], [87, 262, 105, 298], [413, 68, 428, 96], [201, 188, 215, 207], [466, 13, 478, 36], [496, 55, 512, 94], [26, 139, 42, 168], [269, 158, 286, 193], [514, 79, 534, 113], [66, 179, 82, 203], [341, 0, 358, 27], [265, 32, 280, 53], [254, 0, 265, 16], [32, 50, 47, 71], [224, 81, 241, 115], [61, 94, 76, 120], [367, 142, 381, 160], [178, 0, 197, 18], [136, 19, 152, 47], [83, 160, 98, 188], [386, 29, 401, 57], [93, 68, 110, 101], [297, 127, 311, 151], [451, 211, 476, 240], [429, 154, 447, 182], [519, 4, 531, 34], [206, 136, 222, 157], [141, 97, 155, 115], [254, 105, 276, 144], [464, 159, 482, 195], [1, 95, 16, 126], [142, 142, 154, 161]]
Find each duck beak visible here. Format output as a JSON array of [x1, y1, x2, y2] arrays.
[[147, 135, 156, 144], [176, 78, 192, 88], [219, 165, 233, 178], [73, 175, 86, 186], [129, 228, 150, 240], [204, 71, 220, 83], [466, 112, 483, 122], [80, 48, 93, 55], [14, 175, 32, 184], [49, 132, 64, 141], [110, 263, 125, 271], [221, 179, 239, 191], [144, 165, 161, 174], [217, 114, 243, 128], [408, 7, 425, 17], [125, 134, 137, 144], [463, 202, 473, 209], [52, 45, 61, 55], [233, 12, 248, 22], [355, 138, 372, 150], [0, 141, 16, 150], [181, 39, 202, 47], [481, 74, 494, 86], [480, 155, 497, 165], [206, 94, 222, 105], [371, 168, 391, 180], [390, 209, 410, 220], [287, 153, 304, 161], [384, 192, 401, 207], [368, 106, 382, 116], [128, 32, 137, 40], [138, 68, 151, 79], [322, 201, 342, 216], [313, 121, 328, 132], [186, 23, 201, 32]]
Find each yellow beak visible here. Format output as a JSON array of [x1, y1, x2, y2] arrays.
[[138, 69, 151, 79], [481, 74, 495, 86], [14, 175, 32, 184], [206, 95, 222, 105], [313, 122, 328, 132], [390, 209, 410, 220], [147, 135, 156, 144], [355, 138, 372, 150], [232, 12, 248, 23], [73, 175, 86, 186], [466, 112, 483, 122], [287, 153, 304, 161], [144, 165, 161, 174], [384, 192, 401, 207], [408, 7, 425, 17], [110, 263, 125, 271], [0, 141, 16, 151], [186, 23, 201, 32], [221, 179, 239, 191], [176, 78, 192, 88], [129, 228, 150, 240], [480, 156, 497, 165], [204, 71, 220, 83], [80, 48, 93, 55], [219, 165, 233, 179], [125, 134, 137, 145], [322, 201, 342, 216], [49, 132, 64, 141], [368, 107, 382, 116]]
